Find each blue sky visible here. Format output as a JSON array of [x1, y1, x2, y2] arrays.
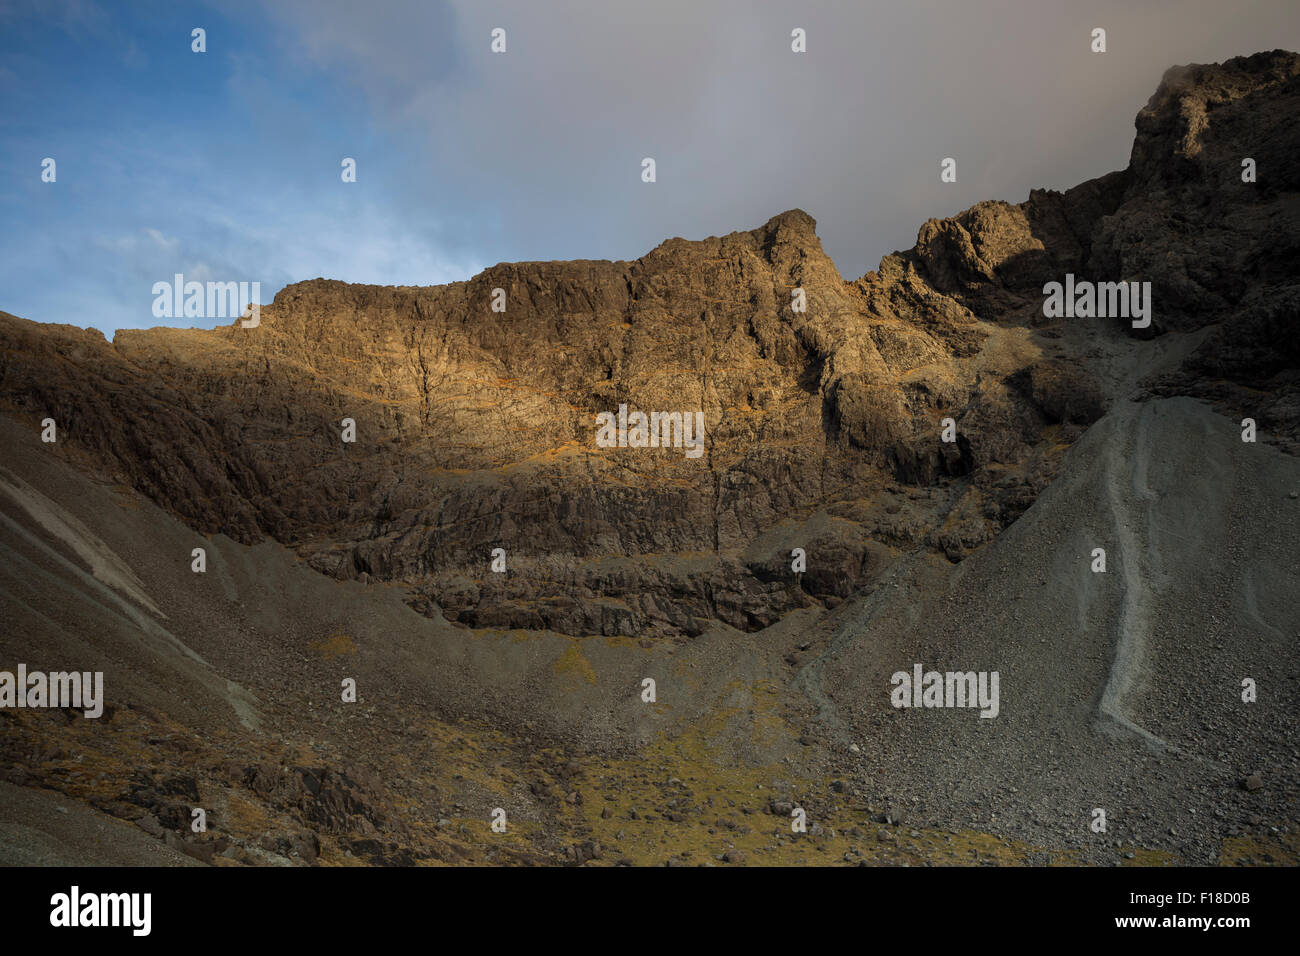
[[1, 0, 481, 332], [3, 0, 1298, 335]]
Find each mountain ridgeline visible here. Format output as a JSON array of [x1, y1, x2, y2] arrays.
[[2, 51, 1297, 641]]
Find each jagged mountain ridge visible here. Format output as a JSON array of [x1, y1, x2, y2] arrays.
[[1, 50, 1297, 640], [2, 50, 1299, 869]]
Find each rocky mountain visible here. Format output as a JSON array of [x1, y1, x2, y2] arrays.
[[1, 51, 1297, 867], [4, 54, 1295, 644]]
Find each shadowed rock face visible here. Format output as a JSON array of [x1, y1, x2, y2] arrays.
[[2, 51, 1297, 639], [1124, 51, 1300, 440]]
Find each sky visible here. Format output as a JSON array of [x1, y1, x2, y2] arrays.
[[2, 0, 1298, 335]]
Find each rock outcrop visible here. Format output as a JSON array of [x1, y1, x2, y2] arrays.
[[2, 51, 1297, 639]]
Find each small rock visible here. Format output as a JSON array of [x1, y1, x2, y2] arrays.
[[164, 831, 214, 864]]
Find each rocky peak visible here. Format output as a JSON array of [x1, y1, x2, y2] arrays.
[[1131, 50, 1300, 189]]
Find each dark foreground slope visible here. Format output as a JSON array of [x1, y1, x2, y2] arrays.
[[1, 52, 1298, 866]]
